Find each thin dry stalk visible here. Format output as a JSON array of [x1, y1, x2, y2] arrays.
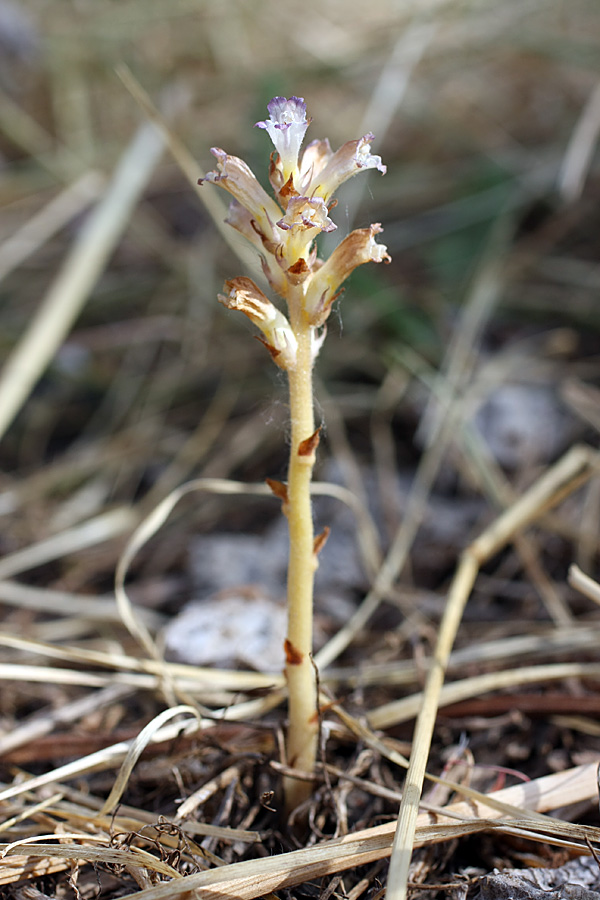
[[0, 171, 105, 284], [386, 444, 600, 900], [401, 342, 573, 624], [0, 507, 134, 581], [370, 661, 600, 730], [0, 683, 133, 757], [558, 80, 600, 203], [0, 120, 168, 441], [115, 65, 261, 282], [569, 563, 600, 608]]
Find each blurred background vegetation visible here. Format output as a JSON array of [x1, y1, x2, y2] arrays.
[[0, 0, 599, 589]]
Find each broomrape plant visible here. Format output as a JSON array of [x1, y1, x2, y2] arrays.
[[200, 96, 390, 811]]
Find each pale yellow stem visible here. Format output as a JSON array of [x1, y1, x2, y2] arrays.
[[284, 293, 318, 813]]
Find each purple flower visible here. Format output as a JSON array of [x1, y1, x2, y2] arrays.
[[256, 96, 310, 181], [277, 197, 336, 234]]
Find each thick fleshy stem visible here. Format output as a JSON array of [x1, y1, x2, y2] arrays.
[[201, 95, 389, 817], [283, 287, 319, 813]]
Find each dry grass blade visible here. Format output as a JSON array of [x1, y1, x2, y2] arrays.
[[1, 839, 182, 879], [386, 444, 600, 900], [0, 683, 133, 757], [0, 663, 141, 688], [95, 764, 600, 900], [0, 632, 282, 690], [0, 714, 207, 806], [115, 65, 262, 283], [0, 507, 135, 581], [469, 445, 598, 562], [0, 117, 170, 441], [99, 705, 202, 816], [558, 80, 600, 203], [0, 171, 105, 284], [569, 563, 600, 608], [369, 661, 600, 730]]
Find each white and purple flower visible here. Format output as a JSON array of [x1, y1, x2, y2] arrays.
[[255, 96, 310, 186], [200, 97, 390, 368]]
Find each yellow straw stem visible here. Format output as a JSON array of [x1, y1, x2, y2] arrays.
[[283, 294, 318, 813]]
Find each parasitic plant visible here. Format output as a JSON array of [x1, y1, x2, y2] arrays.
[[200, 96, 390, 811]]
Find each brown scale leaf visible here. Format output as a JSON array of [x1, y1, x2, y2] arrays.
[[297, 427, 321, 457], [313, 526, 330, 557], [284, 638, 303, 665], [265, 478, 288, 504]]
